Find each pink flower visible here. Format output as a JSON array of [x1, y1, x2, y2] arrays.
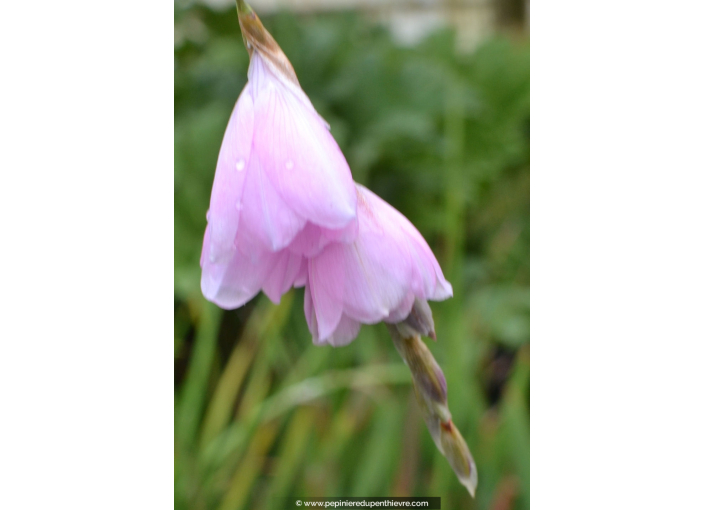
[[302, 185, 453, 346], [200, 4, 357, 309], [200, 2, 452, 342]]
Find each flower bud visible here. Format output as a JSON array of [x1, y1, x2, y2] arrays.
[[396, 299, 437, 340], [387, 323, 477, 496], [438, 418, 478, 497]]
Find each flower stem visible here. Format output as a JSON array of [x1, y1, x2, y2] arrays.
[[387, 319, 478, 497]]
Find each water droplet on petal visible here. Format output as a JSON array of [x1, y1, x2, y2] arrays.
[[206, 209, 210, 221], [285, 159, 293, 170], [235, 159, 245, 171]]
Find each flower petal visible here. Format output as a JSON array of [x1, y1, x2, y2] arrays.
[[239, 150, 306, 252], [200, 225, 278, 309], [303, 284, 319, 341], [358, 186, 453, 302], [262, 250, 303, 304], [336, 236, 411, 323], [320, 314, 361, 347], [250, 53, 357, 230], [287, 223, 327, 258], [321, 218, 359, 244], [305, 286, 360, 347], [287, 218, 359, 258], [308, 249, 345, 340], [206, 85, 254, 263], [384, 293, 416, 323], [293, 262, 308, 288]]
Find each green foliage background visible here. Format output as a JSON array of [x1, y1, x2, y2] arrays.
[[175, 3, 529, 509]]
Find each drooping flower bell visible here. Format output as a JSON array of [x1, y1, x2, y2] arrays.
[[302, 184, 453, 346], [200, 0, 357, 309]]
